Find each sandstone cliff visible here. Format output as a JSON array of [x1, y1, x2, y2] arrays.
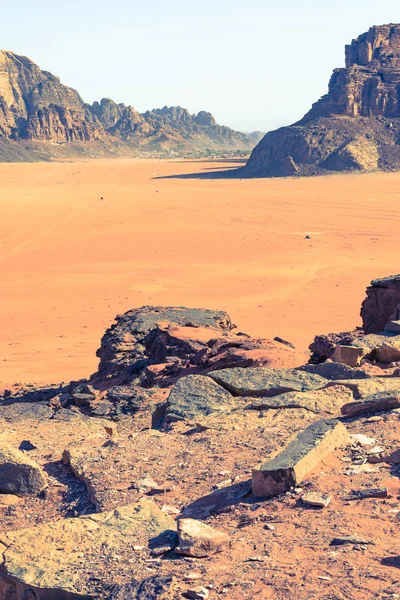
[[244, 24, 400, 177], [0, 51, 252, 160]]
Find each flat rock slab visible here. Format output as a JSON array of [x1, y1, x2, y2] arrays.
[[176, 518, 230, 558], [0, 401, 54, 422], [341, 390, 400, 417], [0, 443, 47, 495], [324, 377, 400, 400], [208, 368, 327, 398], [162, 375, 237, 425], [0, 498, 176, 600], [298, 362, 370, 381], [252, 419, 350, 498], [246, 385, 353, 414]]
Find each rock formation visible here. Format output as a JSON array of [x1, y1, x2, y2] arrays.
[[244, 24, 400, 177], [0, 52, 253, 161]]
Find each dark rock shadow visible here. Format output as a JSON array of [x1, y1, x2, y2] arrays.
[[381, 556, 400, 568], [181, 480, 253, 518], [43, 460, 95, 516], [153, 167, 247, 180]]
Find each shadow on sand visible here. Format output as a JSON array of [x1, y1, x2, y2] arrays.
[[154, 159, 248, 180]]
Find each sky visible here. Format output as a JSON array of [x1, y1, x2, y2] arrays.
[[3, 1, 400, 132]]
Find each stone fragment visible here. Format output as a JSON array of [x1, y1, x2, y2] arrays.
[[208, 368, 326, 398], [331, 345, 367, 367], [301, 492, 332, 508], [350, 434, 377, 446], [341, 391, 400, 417], [161, 375, 236, 425], [344, 464, 379, 475], [186, 588, 209, 599], [0, 443, 47, 495], [0, 499, 176, 599], [176, 518, 230, 558], [343, 488, 388, 500], [252, 419, 350, 498], [331, 535, 373, 546]]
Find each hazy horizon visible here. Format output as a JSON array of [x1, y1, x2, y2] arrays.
[[3, 0, 400, 132]]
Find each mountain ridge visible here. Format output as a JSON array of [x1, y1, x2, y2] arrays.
[[0, 50, 253, 161]]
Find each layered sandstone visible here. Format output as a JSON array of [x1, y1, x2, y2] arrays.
[[244, 24, 400, 177]]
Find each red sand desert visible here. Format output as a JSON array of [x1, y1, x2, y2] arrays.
[[1, 157, 400, 387]]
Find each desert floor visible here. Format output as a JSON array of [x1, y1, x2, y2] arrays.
[[1, 158, 400, 387]]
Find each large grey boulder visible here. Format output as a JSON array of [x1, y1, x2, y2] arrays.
[[208, 368, 327, 397]]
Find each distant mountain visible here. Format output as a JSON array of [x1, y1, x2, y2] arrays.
[[244, 24, 400, 177], [0, 51, 253, 161]]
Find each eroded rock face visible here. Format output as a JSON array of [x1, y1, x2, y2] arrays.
[[244, 24, 400, 177], [361, 274, 400, 333]]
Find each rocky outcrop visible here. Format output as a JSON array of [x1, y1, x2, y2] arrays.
[[0, 499, 176, 599], [0, 52, 252, 159], [244, 24, 400, 177], [361, 274, 400, 333], [91, 306, 297, 388]]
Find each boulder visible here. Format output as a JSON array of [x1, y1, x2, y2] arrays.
[[375, 337, 400, 362], [208, 368, 326, 398], [298, 361, 370, 380], [160, 375, 237, 426], [0, 499, 176, 599], [175, 518, 230, 558], [252, 419, 350, 498], [330, 345, 368, 367], [0, 443, 47, 495]]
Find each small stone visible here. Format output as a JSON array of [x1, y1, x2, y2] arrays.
[[176, 519, 230, 558], [186, 587, 209, 599], [183, 573, 202, 582], [301, 492, 332, 508], [0, 443, 47, 495], [331, 534, 373, 546], [246, 556, 265, 562], [350, 434, 377, 446], [150, 545, 173, 557], [18, 440, 37, 452], [161, 504, 181, 515], [386, 449, 400, 464], [344, 464, 379, 476], [0, 494, 22, 506]]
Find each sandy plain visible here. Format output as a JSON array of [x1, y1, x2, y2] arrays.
[[1, 157, 400, 388]]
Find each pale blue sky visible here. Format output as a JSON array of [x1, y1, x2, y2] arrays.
[[3, 1, 400, 131]]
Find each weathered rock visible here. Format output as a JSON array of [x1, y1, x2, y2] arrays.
[[298, 361, 370, 380], [0, 443, 47, 495], [252, 419, 350, 498], [308, 330, 365, 363], [361, 275, 400, 334], [384, 320, 400, 334], [331, 534, 373, 546], [208, 368, 326, 398], [0, 401, 54, 422], [375, 337, 400, 362], [325, 377, 400, 400], [301, 492, 332, 508], [343, 488, 388, 500], [91, 306, 234, 387], [186, 588, 209, 600], [246, 385, 353, 414], [243, 25, 400, 178], [385, 449, 400, 463], [176, 518, 230, 558], [160, 374, 237, 426], [0, 499, 176, 599], [330, 345, 368, 367], [341, 390, 400, 416]]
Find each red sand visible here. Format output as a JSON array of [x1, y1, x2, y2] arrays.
[[1, 158, 399, 387]]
